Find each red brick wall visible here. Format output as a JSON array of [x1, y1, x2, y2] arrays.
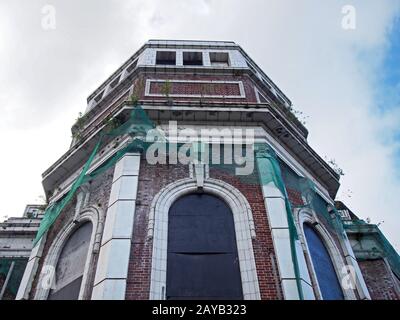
[[210, 167, 283, 300], [140, 73, 258, 103], [358, 259, 400, 300], [125, 159, 190, 300], [125, 159, 283, 300], [149, 80, 242, 97]]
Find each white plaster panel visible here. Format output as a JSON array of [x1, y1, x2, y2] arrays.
[[229, 50, 248, 68], [112, 153, 140, 183], [295, 239, 313, 286], [138, 48, 156, 66], [346, 255, 370, 299], [281, 279, 299, 300], [16, 258, 38, 300], [264, 197, 289, 229], [91, 279, 126, 300], [94, 239, 131, 285], [301, 280, 316, 300], [28, 240, 44, 261], [102, 200, 136, 245], [108, 176, 138, 207], [16, 235, 47, 300], [271, 228, 296, 279], [281, 279, 314, 300], [261, 182, 284, 199], [176, 51, 183, 66]]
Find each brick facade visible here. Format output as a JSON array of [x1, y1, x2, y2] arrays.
[[148, 80, 242, 97], [358, 259, 400, 300], [28, 167, 114, 299], [22, 40, 395, 301], [125, 158, 283, 300], [140, 73, 258, 103]]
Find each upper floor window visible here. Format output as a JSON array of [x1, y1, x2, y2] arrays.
[[303, 223, 344, 300], [156, 51, 176, 65], [126, 59, 138, 73], [209, 52, 229, 67], [183, 51, 203, 66]]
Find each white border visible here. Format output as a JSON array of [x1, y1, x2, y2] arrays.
[[145, 79, 246, 98], [147, 178, 260, 300], [34, 206, 104, 300], [294, 207, 357, 300]]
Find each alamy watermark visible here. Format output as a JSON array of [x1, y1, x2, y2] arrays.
[[341, 5, 356, 30], [143, 121, 256, 176], [41, 5, 56, 30], [341, 265, 357, 290]]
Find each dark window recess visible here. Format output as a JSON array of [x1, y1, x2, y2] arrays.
[[303, 223, 344, 300], [126, 59, 138, 73], [166, 193, 243, 300], [109, 76, 120, 89], [210, 52, 229, 67], [183, 51, 203, 66], [156, 51, 176, 65], [48, 222, 92, 300], [94, 90, 104, 103]]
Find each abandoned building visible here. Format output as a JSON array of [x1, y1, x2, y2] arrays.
[[1, 40, 398, 300], [0, 205, 43, 299]]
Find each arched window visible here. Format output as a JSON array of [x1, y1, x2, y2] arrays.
[[48, 222, 93, 300], [303, 223, 344, 300], [166, 193, 243, 300]]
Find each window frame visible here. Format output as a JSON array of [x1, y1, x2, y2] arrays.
[[34, 206, 104, 300], [295, 207, 357, 300], [182, 51, 203, 66], [156, 51, 177, 66]]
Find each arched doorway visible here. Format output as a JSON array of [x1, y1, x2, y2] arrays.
[[166, 193, 243, 300]]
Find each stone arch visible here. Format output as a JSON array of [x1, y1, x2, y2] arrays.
[[147, 178, 260, 300], [34, 205, 104, 300], [295, 207, 356, 300]]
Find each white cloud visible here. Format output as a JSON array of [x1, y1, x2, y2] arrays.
[[0, 0, 399, 250]]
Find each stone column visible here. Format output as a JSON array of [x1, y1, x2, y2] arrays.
[[255, 147, 315, 300], [16, 234, 47, 300], [91, 153, 140, 299], [338, 230, 371, 299]]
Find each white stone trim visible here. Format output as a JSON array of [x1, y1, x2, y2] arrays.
[[34, 206, 104, 300], [254, 87, 270, 103], [295, 207, 357, 300], [255, 152, 314, 300], [148, 178, 259, 300], [91, 153, 140, 300], [16, 233, 48, 300], [258, 132, 332, 203], [145, 79, 246, 99]]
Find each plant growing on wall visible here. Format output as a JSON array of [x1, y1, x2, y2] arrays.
[[102, 114, 121, 133], [325, 157, 345, 176], [129, 77, 145, 106], [199, 83, 213, 105], [161, 80, 173, 105], [287, 105, 308, 126], [71, 112, 87, 141], [128, 78, 144, 106]]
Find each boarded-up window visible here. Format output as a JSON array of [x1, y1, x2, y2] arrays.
[[303, 223, 344, 300], [166, 193, 243, 300], [48, 222, 92, 300]]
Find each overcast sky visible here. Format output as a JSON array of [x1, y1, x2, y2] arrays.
[[0, 0, 399, 250]]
